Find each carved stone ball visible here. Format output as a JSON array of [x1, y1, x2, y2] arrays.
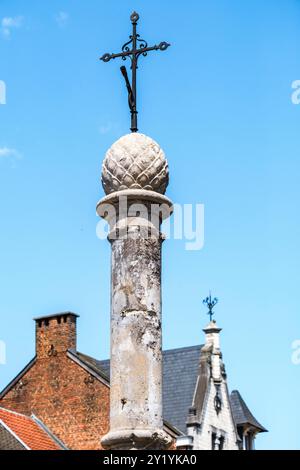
[[101, 133, 169, 195]]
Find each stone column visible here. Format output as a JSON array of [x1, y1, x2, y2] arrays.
[[97, 133, 173, 450]]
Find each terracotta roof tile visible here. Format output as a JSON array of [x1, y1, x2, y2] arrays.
[[0, 408, 62, 450]]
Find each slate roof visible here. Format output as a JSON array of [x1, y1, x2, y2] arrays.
[[230, 390, 267, 432], [0, 408, 65, 450], [0, 422, 26, 450], [76, 344, 202, 433]]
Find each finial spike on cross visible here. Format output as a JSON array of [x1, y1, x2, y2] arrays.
[[203, 292, 218, 322], [100, 12, 170, 132]]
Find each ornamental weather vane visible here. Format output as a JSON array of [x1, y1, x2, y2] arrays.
[[203, 292, 218, 322], [100, 11, 170, 133]]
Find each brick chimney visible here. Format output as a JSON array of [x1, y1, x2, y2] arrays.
[[34, 312, 79, 359]]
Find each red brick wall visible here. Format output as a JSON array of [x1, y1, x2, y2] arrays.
[[0, 353, 110, 450], [0, 314, 176, 450]]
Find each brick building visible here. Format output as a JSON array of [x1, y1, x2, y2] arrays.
[[0, 311, 266, 450]]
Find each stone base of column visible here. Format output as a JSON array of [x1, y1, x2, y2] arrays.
[[101, 429, 172, 450]]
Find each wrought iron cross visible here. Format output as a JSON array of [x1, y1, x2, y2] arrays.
[[100, 11, 170, 133], [203, 292, 218, 322]]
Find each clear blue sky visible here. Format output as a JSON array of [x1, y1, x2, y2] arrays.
[[1, 0, 299, 450]]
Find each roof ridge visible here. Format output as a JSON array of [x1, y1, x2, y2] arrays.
[[31, 414, 67, 450], [0, 406, 32, 420], [0, 356, 36, 399], [94, 344, 204, 363], [67, 350, 110, 385], [163, 345, 203, 354]]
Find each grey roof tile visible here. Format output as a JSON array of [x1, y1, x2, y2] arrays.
[[75, 348, 267, 436], [0, 423, 26, 450], [230, 390, 267, 432]]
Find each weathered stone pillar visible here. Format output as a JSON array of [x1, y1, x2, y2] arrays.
[[97, 133, 173, 450]]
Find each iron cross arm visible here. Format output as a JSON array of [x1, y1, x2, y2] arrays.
[[100, 41, 170, 63], [99, 12, 170, 132]]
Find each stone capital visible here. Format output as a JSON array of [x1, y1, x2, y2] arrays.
[[97, 189, 173, 240]]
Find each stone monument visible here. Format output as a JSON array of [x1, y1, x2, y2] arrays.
[[97, 132, 173, 450]]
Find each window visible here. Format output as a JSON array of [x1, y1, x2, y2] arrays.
[[212, 431, 225, 450]]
